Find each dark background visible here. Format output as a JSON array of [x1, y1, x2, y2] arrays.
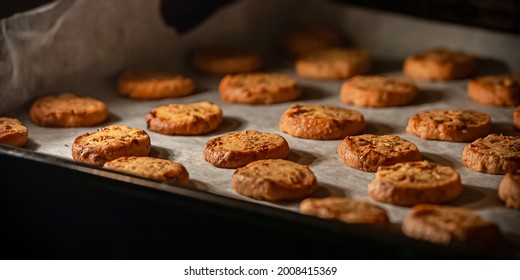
[[1, 0, 519, 34]]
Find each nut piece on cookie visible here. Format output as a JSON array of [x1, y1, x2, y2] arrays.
[[406, 109, 491, 142], [279, 104, 365, 140], [146, 102, 223, 135], [117, 69, 195, 100], [468, 73, 520, 106], [499, 170, 520, 210], [514, 107, 520, 130], [462, 134, 520, 175], [192, 48, 262, 75], [402, 204, 502, 246], [300, 197, 389, 225], [29, 93, 108, 127], [337, 134, 421, 172], [104, 156, 189, 186], [296, 48, 371, 80], [219, 73, 300, 104], [368, 161, 463, 207], [404, 48, 477, 80], [0, 117, 28, 147], [203, 130, 290, 169], [279, 23, 343, 58], [340, 75, 417, 107], [72, 125, 151, 166], [232, 159, 317, 202]]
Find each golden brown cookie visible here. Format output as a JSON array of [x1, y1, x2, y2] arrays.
[[0, 117, 28, 147], [406, 109, 491, 142], [402, 204, 502, 246], [146, 102, 222, 135], [219, 73, 300, 104], [514, 107, 520, 130], [499, 171, 520, 210], [104, 156, 189, 186], [300, 197, 389, 225], [368, 161, 463, 207], [117, 69, 194, 100], [340, 75, 417, 107], [204, 130, 290, 168], [280, 104, 365, 140], [29, 93, 108, 127], [279, 23, 342, 58], [404, 48, 477, 80], [232, 159, 317, 201], [192, 49, 262, 75], [468, 73, 520, 106], [462, 134, 520, 175], [296, 48, 371, 80], [337, 134, 421, 172], [72, 125, 151, 166]]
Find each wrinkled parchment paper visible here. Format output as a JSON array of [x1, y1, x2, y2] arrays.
[[1, 0, 520, 242]]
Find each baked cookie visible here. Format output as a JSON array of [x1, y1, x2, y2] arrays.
[[104, 156, 189, 186], [117, 69, 194, 100], [337, 134, 421, 172], [279, 23, 342, 58], [515, 106, 520, 130], [29, 93, 108, 127], [468, 73, 520, 106], [300, 197, 389, 225], [219, 73, 300, 104], [340, 75, 417, 107], [232, 159, 317, 201], [146, 102, 222, 135], [462, 134, 520, 174], [72, 125, 151, 166], [499, 171, 520, 210], [204, 130, 290, 168], [368, 161, 463, 207], [406, 109, 491, 142], [0, 117, 28, 147], [402, 204, 502, 246], [279, 104, 365, 140], [192, 48, 262, 75], [404, 48, 477, 80], [296, 48, 371, 80]]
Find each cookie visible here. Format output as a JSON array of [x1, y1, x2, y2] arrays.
[[279, 104, 365, 140], [72, 125, 151, 166], [404, 48, 477, 80], [204, 130, 290, 168], [368, 161, 463, 207], [0, 117, 28, 147], [300, 197, 389, 225], [104, 156, 189, 186], [146, 102, 222, 135], [402, 204, 502, 246], [29, 93, 108, 127], [192, 48, 262, 75], [296, 48, 371, 80], [219, 73, 300, 104], [515, 106, 520, 130], [117, 69, 194, 100], [406, 109, 491, 142], [499, 171, 520, 210], [340, 75, 417, 107], [232, 159, 317, 201], [462, 134, 520, 174], [337, 134, 421, 172], [279, 23, 342, 58], [468, 73, 520, 106]]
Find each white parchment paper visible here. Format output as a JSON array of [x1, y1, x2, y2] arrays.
[[1, 0, 519, 242]]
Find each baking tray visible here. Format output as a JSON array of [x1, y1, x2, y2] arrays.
[[1, 0, 520, 258]]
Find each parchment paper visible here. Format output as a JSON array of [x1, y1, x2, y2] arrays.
[[1, 0, 519, 242]]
